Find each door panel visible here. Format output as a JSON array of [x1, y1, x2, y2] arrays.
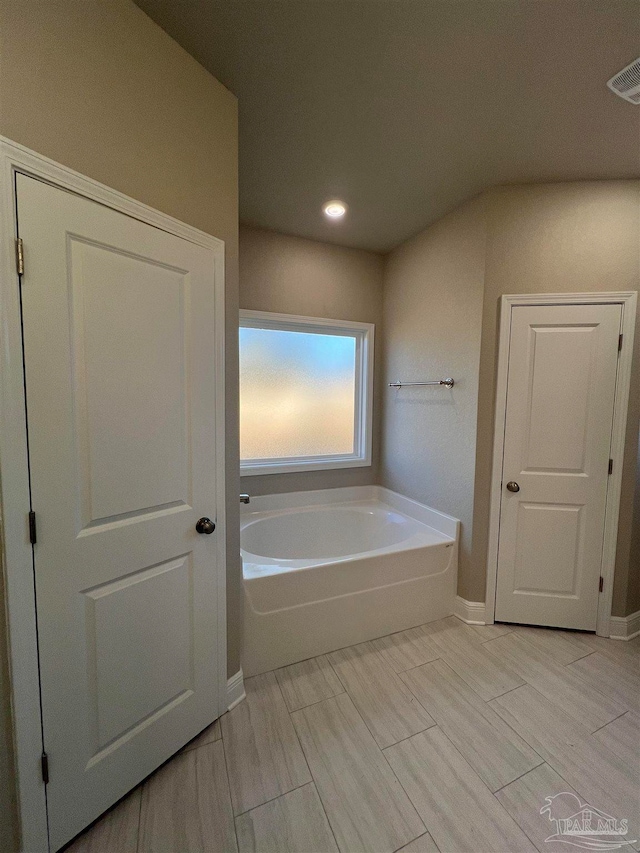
[[17, 174, 223, 851], [512, 503, 582, 595], [71, 240, 191, 524], [85, 554, 193, 752], [523, 326, 594, 473], [495, 303, 621, 630]]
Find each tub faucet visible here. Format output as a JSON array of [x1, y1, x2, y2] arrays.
[[240, 494, 251, 504]]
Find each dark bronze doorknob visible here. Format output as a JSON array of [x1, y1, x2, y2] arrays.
[[195, 517, 216, 534], [506, 481, 520, 493]]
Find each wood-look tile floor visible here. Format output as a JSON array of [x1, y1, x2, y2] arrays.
[[66, 618, 640, 853]]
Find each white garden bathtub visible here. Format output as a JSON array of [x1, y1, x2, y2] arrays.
[[241, 486, 459, 676]]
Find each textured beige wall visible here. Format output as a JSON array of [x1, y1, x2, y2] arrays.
[[471, 182, 640, 612], [380, 197, 487, 594], [239, 225, 384, 496], [0, 1, 239, 846]]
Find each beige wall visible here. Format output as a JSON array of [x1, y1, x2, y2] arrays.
[[380, 197, 486, 595], [472, 181, 640, 613], [0, 0, 239, 847], [239, 225, 384, 496]]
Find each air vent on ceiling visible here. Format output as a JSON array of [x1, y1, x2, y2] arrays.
[[607, 57, 640, 103]]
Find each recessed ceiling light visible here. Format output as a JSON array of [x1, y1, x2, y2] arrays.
[[323, 200, 347, 219]]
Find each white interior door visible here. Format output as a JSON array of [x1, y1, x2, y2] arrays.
[[17, 174, 224, 851], [495, 302, 622, 631]]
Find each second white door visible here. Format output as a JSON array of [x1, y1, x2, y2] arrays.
[[495, 302, 622, 630]]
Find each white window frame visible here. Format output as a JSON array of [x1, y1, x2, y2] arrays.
[[240, 310, 374, 476]]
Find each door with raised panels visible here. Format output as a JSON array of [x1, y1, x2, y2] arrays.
[[495, 303, 621, 630], [17, 174, 224, 851]]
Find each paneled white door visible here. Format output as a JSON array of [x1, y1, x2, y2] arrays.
[[495, 303, 622, 630], [17, 174, 224, 851]]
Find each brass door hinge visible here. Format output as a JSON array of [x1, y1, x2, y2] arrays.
[[16, 238, 24, 275]]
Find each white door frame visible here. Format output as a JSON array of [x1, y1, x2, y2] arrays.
[[484, 291, 637, 637], [0, 137, 227, 853]]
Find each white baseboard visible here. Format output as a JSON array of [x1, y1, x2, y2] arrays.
[[227, 669, 245, 710], [453, 599, 639, 639], [453, 596, 486, 625], [609, 610, 640, 641]]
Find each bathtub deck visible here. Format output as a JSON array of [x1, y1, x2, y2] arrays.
[[66, 616, 639, 853]]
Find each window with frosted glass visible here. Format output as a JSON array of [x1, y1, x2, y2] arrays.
[[239, 312, 373, 474]]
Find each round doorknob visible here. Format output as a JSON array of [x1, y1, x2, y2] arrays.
[[506, 481, 520, 493], [195, 517, 216, 534]]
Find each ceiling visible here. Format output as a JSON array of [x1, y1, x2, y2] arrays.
[[135, 0, 640, 253]]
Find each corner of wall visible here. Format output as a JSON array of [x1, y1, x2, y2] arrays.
[[379, 194, 488, 601]]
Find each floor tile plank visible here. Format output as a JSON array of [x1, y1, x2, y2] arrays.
[[491, 685, 640, 847], [138, 741, 237, 853], [401, 659, 542, 791], [235, 783, 338, 853], [490, 683, 593, 758], [502, 626, 593, 664], [395, 831, 440, 852], [328, 642, 435, 748], [371, 628, 440, 673], [549, 724, 639, 851], [221, 672, 311, 815], [483, 632, 625, 731], [425, 625, 526, 700], [275, 655, 344, 712], [372, 616, 497, 675], [577, 634, 640, 674], [589, 711, 640, 778], [65, 787, 141, 853], [568, 652, 640, 713], [385, 728, 536, 853], [496, 763, 629, 853], [180, 717, 222, 754], [292, 693, 425, 853], [196, 740, 239, 853]]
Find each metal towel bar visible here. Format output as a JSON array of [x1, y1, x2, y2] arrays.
[[388, 378, 455, 389]]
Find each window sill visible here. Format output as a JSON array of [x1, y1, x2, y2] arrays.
[[240, 455, 372, 476]]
